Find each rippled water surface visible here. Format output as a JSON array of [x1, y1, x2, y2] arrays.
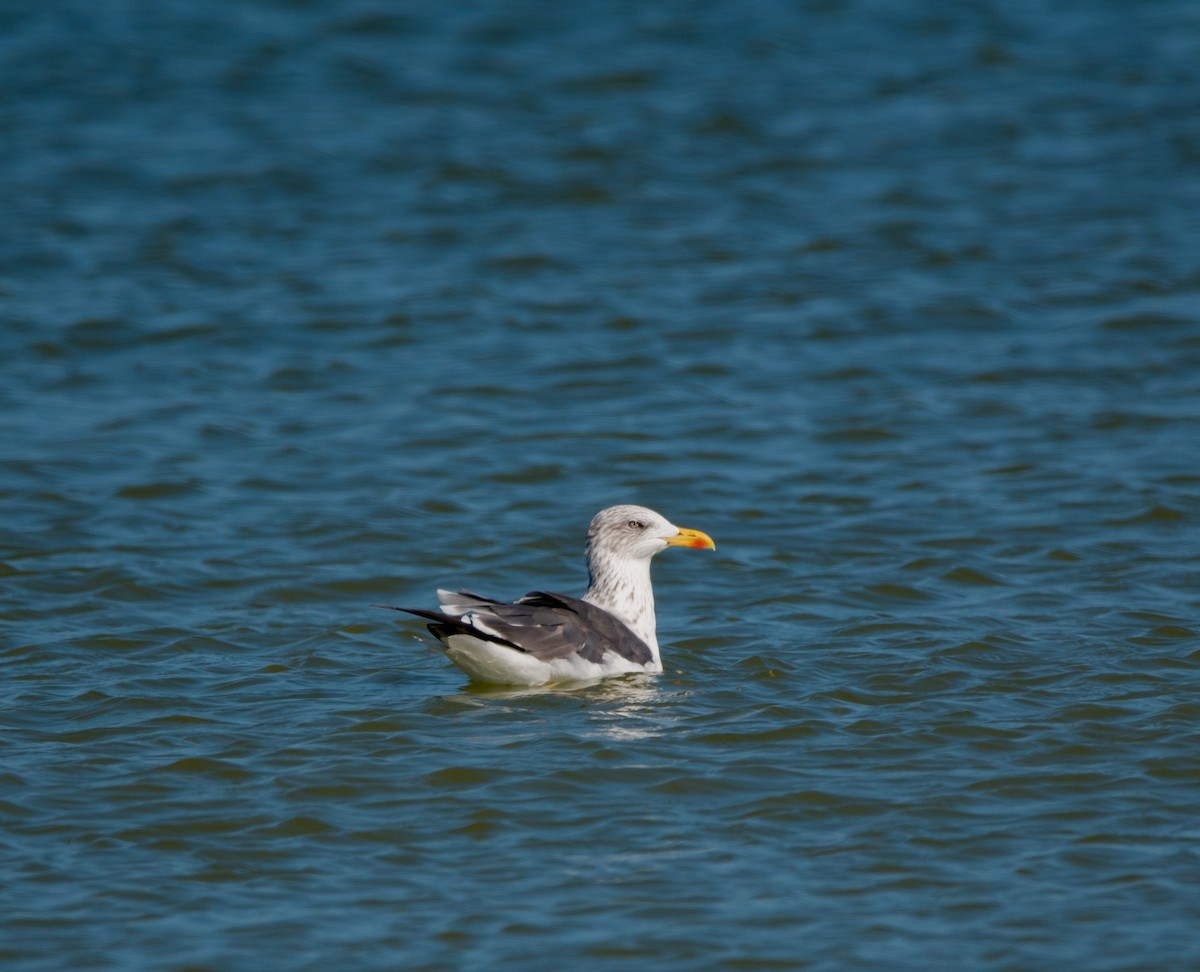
[[3, 1, 1200, 969]]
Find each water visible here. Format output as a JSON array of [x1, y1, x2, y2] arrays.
[[3, 1, 1199, 969]]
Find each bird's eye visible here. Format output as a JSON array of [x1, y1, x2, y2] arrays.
[[628, 519, 645, 530]]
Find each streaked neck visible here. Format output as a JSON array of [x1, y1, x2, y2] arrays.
[[583, 554, 659, 656]]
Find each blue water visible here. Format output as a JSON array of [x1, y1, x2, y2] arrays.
[[3, 1, 1199, 969]]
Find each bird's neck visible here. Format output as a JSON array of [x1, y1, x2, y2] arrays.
[[583, 555, 659, 657]]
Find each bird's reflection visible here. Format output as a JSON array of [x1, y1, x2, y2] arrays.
[[444, 673, 694, 740], [454, 672, 662, 702]]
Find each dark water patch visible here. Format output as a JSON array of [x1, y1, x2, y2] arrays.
[[940, 566, 1006, 586], [1101, 311, 1194, 331], [422, 766, 504, 788], [153, 757, 253, 781], [116, 480, 203, 501], [1130, 624, 1195, 645], [1106, 504, 1187, 526], [857, 583, 933, 603]]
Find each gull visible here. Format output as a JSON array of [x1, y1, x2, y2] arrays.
[[385, 504, 715, 685]]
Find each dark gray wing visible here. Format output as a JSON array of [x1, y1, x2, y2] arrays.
[[383, 589, 653, 665]]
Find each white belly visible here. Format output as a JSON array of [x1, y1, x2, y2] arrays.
[[443, 634, 658, 686]]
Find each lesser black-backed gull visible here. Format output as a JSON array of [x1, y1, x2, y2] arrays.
[[385, 505, 715, 685]]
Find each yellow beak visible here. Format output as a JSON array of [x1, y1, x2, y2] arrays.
[[664, 526, 716, 551]]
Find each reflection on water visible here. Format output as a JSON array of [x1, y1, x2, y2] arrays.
[[457, 675, 674, 740], [459, 673, 661, 702]]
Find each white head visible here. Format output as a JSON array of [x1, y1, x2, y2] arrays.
[[585, 504, 715, 570]]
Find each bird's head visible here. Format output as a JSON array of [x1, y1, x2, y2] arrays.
[[585, 504, 716, 566]]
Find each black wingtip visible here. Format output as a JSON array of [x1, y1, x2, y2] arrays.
[[377, 604, 464, 627]]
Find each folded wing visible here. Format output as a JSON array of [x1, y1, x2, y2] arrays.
[[385, 589, 653, 666]]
